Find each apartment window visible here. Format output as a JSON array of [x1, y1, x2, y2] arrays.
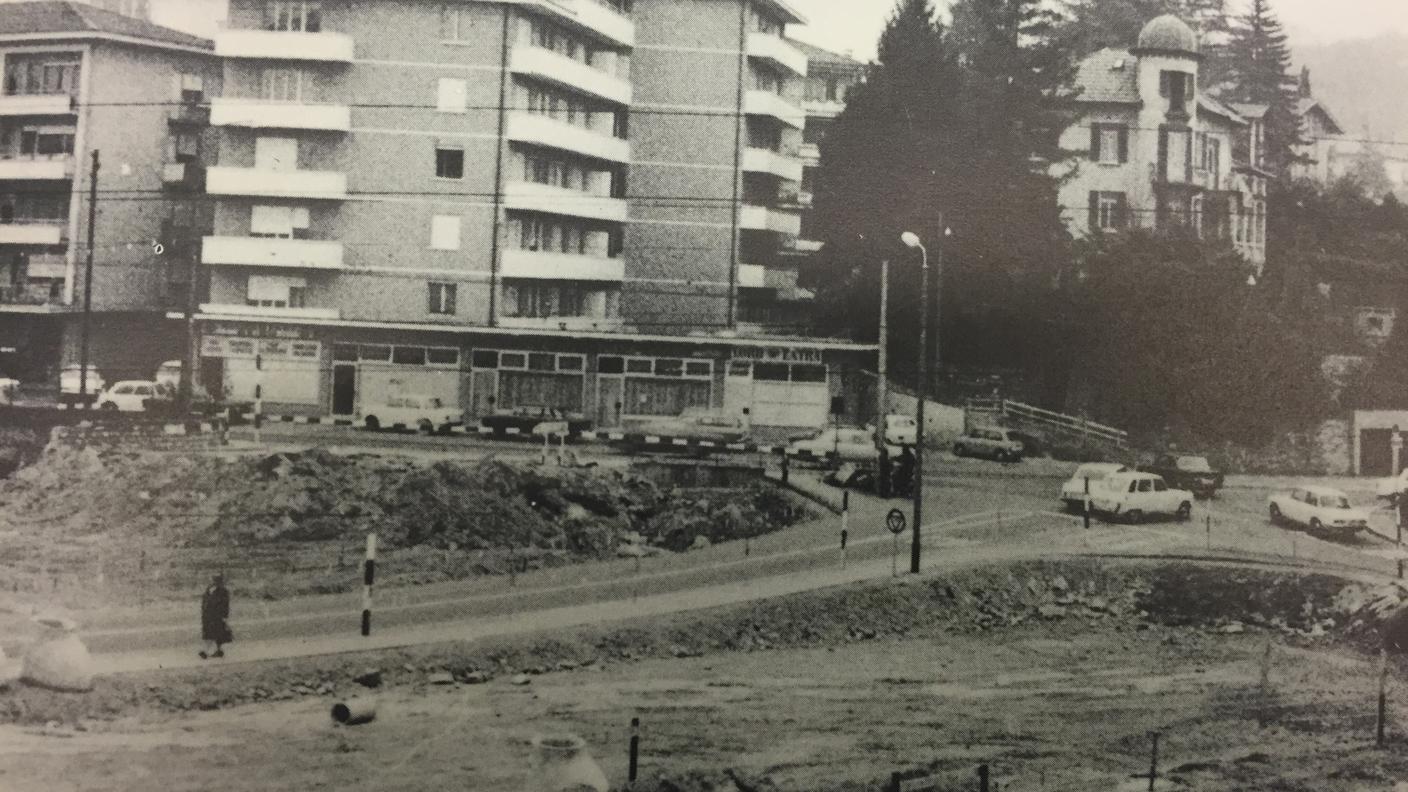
[[247, 275, 307, 308], [261, 68, 304, 102], [513, 216, 592, 255], [436, 78, 468, 113], [1159, 127, 1191, 182], [507, 282, 589, 318], [8, 127, 75, 160], [430, 215, 461, 250], [754, 70, 782, 95], [176, 73, 204, 104], [441, 6, 472, 41], [1089, 123, 1127, 164], [1159, 70, 1191, 115], [435, 147, 464, 179], [250, 205, 310, 239], [3, 56, 81, 97], [1206, 136, 1221, 188], [428, 282, 457, 315], [825, 78, 839, 102], [1190, 194, 1204, 237], [1089, 191, 1126, 232], [265, 1, 322, 32]]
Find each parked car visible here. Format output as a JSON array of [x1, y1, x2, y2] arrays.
[[1375, 468, 1408, 503], [788, 426, 902, 464], [58, 365, 104, 403], [1089, 471, 1194, 523], [1059, 462, 1130, 513], [952, 426, 1024, 462], [1268, 486, 1370, 538], [480, 407, 592, 436], [96, 380, 159, 412], [1137, 454, 1224, 499], [360, 394, 463, 433], [632, 408, 749, 444], [882, 414, 918, 446]]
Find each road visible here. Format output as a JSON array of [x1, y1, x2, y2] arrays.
[[64, 432, 1408, 676]]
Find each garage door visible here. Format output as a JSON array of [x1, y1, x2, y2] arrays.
[[750, 362, 829, 428]]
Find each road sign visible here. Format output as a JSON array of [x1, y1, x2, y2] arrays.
[[886, 508, 907, 535]]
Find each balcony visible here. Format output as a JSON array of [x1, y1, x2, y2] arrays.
[[202, 236, 345, 270], [739, 204, 801, 235], [507, 112, 630, 164], [500, 249, 624, 281], [200, 303, 342, 321], [510, 46, 631, 106], [0, 284, 63, 309], [742, 148, 802, 182], [505, 181, 627, 223], [498, 314, 625, 332], [0, 221, 67, 246], [0, 94, 74, 117], [168, 103, 211, 127], [527, 0, 634, 49], [206, 166, 347, 200], [745, 90, 805, 129], [210, 98, 351, 132], [214, 29, 355, 62], [799, 142, 820, 162], [0, 158, 74, 181], [747, 34, 808, 77], [738, 263, 766, 288], [162, 161, 206, 191]]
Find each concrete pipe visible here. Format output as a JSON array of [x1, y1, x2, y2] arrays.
[[330, 698, 377, 726]]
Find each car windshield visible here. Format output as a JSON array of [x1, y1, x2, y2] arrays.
[[1323, 495, 1352, 509], [1176, 457, 1213, 472], [1076, 465, 1113, 480]]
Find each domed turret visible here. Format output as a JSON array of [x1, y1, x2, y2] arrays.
[[1134, 14, 1199, 57]]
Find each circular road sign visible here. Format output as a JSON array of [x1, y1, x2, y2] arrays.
[[886, 508, 907, 535]]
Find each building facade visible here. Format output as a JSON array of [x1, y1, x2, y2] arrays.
[[0, 0, 151, 19], [196, 0, 870, 431], [1057, 15, 1269, 269], [0, 1, 219, 384]]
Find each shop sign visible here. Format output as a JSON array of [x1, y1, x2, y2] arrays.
[[732, 346, 823, 364]]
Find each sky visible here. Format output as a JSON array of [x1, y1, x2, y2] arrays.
[[150, 0, 1408, 63]]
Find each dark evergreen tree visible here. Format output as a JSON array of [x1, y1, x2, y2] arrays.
[[1056, 0, 1228, 59], [1210, 0, 1301, 173]]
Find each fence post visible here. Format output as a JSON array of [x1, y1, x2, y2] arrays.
[[1083, 476, 1091, 530], [361, 532, 376, 637], [1147, 731, 1160, 792], [1379, 648, 1389, 748], [780, 453, 789, 484], [1206, 515, 1212, 551], [978, 764, 990, 792], [628, 716, 640, 783]]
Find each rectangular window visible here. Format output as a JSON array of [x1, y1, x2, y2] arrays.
[[359, 344, 392, 361], [393, 346, 428, 366], [266, 1, 322, 32], [1090, 191, 1125, 232], [500, 352, 527, 369], [436, 78, 467, 113], [528, 352, 555, 372], [435, 147, 464, 179], [471, 350, 499, 368], [1206, 137, 1221, 189], [251, 205, 294, 238], [1098, 126, 1119, 164], [598, 356, 624, 375], [427, 347, 460, 366], [430, 215, 461, 250], [3, 56, 80, 97], [428, 281, 457, 315], [441, 6, 471, 40], [260, 68, 303, 102]]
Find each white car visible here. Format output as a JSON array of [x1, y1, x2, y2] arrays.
[[1375, 468, 1408, 503], [1090, 471, 1194, 523], [1059, 462, 1129, 512], [59, 365, 104, 399], [789, 426, 901, 464], [361, 394, 462, 433], [96, 380, 159, 412], [952, 426, 1025, 462], [1268, 486, 1370, 538], [881, 414, 918, 446]]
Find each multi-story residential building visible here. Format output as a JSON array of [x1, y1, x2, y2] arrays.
[[1057, 15, 1270, 269], [0, 0, 151, 20], [789, 38, 864, 249], [0, 1, 218, 384], [197, 0, 870, 432]]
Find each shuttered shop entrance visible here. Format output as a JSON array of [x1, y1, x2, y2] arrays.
[[730, 360, 829, 428], [605, 355, 712, 418], [472, 350, 585, 413]]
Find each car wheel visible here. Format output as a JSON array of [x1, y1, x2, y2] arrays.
[[1310, 517, 1324, 533], [418, 419, 434, 435], [365, 415, 380, 432], [100, 402, 118, 411], [1268, 503, 1282, 524], [1124, 509, 1144, 525], [1176, 501, 1192, 522]]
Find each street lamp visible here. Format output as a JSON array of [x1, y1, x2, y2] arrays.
[[900, 230, 928, 575]]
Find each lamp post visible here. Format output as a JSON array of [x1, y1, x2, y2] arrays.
[[900, 231, 928, 574], [875, 258, 890, 496]]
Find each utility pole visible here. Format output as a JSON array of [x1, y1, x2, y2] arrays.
[[78, 149, 99, 404], [913, 250, 927, 574], [876, 258, 890, 497]]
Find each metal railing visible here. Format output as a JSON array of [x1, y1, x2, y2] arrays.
[[968, 398, 1129, 449]]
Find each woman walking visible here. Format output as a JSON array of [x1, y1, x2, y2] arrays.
[[199, 574, 232, 659]]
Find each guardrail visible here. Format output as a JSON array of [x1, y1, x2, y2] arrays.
[[967, 398, 1128, 449]]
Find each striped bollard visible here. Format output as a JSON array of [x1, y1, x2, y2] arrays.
[[361, 533, 377, 637]]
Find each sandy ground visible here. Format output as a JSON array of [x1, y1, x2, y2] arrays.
[[3, 597, 1407, 791]]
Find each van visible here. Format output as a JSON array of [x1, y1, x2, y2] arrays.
[[883, 414, 918, 445]]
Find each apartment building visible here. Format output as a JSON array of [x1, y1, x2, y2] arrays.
[[0, 1, 219, 384], [198, 0, 871, 431], [1057, 15, 1270, 268]]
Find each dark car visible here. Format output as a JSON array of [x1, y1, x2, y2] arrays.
[[1138, 454, 1224, 499]]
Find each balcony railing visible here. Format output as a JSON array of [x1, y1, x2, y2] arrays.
[[739, 204, 802, 235], [528, 0, 634, 49], [168, 103, 211, 127], [0, 221, 67, 245], [0, 157, 74, 181], [200, 303, 342, 321], [206, 166, 347, 200], [510, 46, 631, 106], [202, 236, 345, 269], [210, 98, 352, 132], [742, 148, 803, 182], [0, 284, 61, 306], [0, 94, 75, 117], [500, 248, 624, 281], [747, 33, 808, 77], [738, 263, 766, 288], [507, 112, 631, 163], [504, 181, 628, 223], [498, 314, 625, 332], [215, 29, 355, 62], [744, 90, 805, 129]]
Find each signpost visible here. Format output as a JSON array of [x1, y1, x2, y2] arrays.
[[887, 508, 907, 577]]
